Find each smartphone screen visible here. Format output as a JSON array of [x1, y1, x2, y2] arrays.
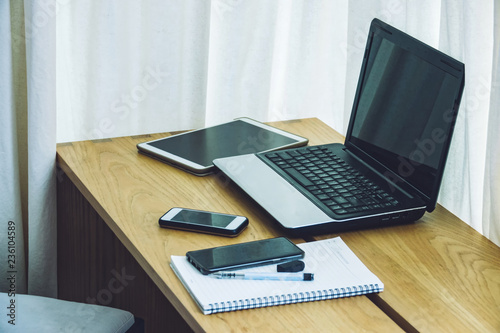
[[159, 208, 248, 237], [186, 237, 304, 274], [169, 209, 236, 227]]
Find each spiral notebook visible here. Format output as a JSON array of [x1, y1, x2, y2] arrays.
[[170, 237, 383, 315]]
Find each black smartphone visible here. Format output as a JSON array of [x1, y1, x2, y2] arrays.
[[186, 237, 305, 275], [159, 207, 248, 237]]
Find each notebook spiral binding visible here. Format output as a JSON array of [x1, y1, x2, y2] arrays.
[[207, 283, 382, 314]]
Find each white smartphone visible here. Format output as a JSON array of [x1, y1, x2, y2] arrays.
[[137, 118, 308, 176], [159, 208, 248, 237]]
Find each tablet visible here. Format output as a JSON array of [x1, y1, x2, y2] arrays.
[[137, 118, 308, 176]]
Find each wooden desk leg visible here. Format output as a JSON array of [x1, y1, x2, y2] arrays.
[[57, 171, 193, 333]]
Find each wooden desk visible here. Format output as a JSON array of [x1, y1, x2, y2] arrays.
[[314, 205, 500, 332], [56, 118, 500, 332], [56, 118, 399, 332]]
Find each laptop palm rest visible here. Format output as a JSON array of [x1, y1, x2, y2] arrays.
[[214, 154, 332, 229]]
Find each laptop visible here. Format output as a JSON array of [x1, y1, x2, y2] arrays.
[[213, 18, 465, 235]]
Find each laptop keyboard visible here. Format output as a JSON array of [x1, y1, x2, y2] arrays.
[[262, 146, 399, 216]]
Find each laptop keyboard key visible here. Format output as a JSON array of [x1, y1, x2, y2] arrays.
[[333, 197, 348, 204], [347, 197, 363, 206], [283, 168, 314, 187], [279, 152, 293, 160]]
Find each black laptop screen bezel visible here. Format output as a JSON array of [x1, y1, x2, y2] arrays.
[[344, 18, 465, 212]]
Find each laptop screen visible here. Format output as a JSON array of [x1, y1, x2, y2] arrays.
[[347, 22, 464, 206]]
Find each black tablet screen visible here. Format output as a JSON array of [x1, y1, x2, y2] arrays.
[[148, 120, 298, 166]]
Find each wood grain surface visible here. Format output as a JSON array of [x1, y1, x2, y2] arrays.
[[57, 118, 401, 332], [57, 117, 500, 332], [314, 204, 500, 332]]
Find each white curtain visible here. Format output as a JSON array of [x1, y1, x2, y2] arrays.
[[1, 0, 499, 300], [1, 0, 26, 295], [57, 0, 500, 246], [483, 2, 500, 247], [1, 0, 57, 297]]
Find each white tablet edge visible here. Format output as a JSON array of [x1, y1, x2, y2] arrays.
[[137, 118, 309, 175]]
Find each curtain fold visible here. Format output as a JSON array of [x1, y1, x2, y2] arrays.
[[482, 2, 500, 247], [24, 0, 57, 296], [0, 0, 27, 295], [56, 0, 212, 142], [437, 0, 495, 235], [0, 0, 57, 297]]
